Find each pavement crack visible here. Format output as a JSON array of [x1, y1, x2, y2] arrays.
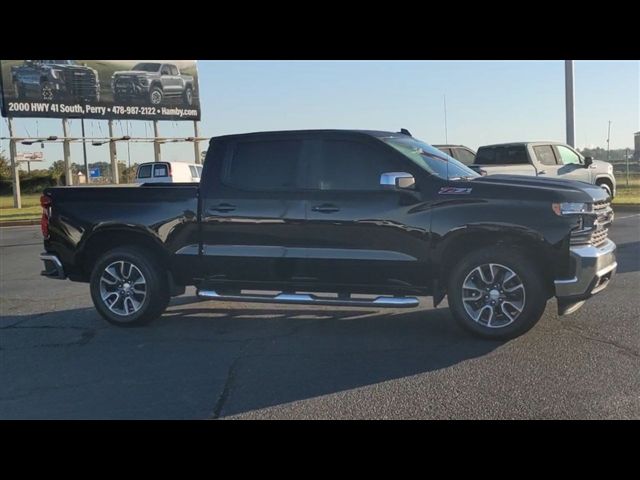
[[563, 325, 639, 359], [209, 355, 242, 420]]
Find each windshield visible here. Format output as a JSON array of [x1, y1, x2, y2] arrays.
[[132, 63, 161, 72], [382, 136, 479, 180], [41, 60, 74, 65]]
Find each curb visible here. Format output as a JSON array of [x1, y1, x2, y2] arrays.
[[0, 219, 40, 227]]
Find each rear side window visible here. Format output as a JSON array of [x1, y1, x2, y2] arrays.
[[153, 164, 169, 177], [169, 65, 179, 75], [476, 146, 528, 165], [437, 147, 452, 156], [196, 166, 203, 176], [225, 140, 301, 190], [533, 145, 557, 165], [137, 164, 152, 178], [308, 139, 398, 191], [189, 165, 199, 177]]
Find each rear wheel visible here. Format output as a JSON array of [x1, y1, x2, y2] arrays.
[[447, 246, 547, 340], [41, 81, 55, 101], [90, 247, 169, 327]]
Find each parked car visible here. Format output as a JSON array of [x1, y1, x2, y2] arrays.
[[39, 129, 616, 340], [472, 142, 616, 197], [135, 162, 202, 184], [111, 62, 195, 106], [433, 144, 476, 166], [11, 60, 100, 102]]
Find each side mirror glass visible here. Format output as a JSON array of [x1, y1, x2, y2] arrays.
[[380, 172, 416, 190], [584, 156, 593, 167]]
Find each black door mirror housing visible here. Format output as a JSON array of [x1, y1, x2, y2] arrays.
[[584, 156, 593, 167]]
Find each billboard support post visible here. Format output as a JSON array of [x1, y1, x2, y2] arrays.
[[61, 118, 72, 186], [7, 117, 21, 209], [81, 118, 89, 179], [108, 120, 119, 184], [565, 60, 575, 148], [153, 121, 161, 162], [193, 120, 201, 164]]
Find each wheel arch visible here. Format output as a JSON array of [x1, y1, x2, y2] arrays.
[[436, 226, 559, 298], [595, 176, 614, 197], [78, 227, 169, 279]]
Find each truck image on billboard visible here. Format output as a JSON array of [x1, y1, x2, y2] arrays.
[[0, 60, 200, 121]]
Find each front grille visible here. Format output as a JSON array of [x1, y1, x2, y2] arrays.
[[63, 70, 98, 100], [570, 199, 613, 247]]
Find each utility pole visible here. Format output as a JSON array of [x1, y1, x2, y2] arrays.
[[193, 120, 201, 164], [153, 120, 161, 162], [7, 117, 21, 208], [61, 119, 72, 185], [565, 60, 575, 147], [81, 118, 89, 181], [443, 94, 448, 144], [108, 120, 119, 184], [606, 120, 612, 161]]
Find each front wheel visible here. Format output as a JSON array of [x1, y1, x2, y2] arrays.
[[149, 86, 163, 105], [447, 246, 548, 340], [90, 247, 169, 327]]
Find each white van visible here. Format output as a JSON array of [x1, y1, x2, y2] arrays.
[[135, 162, 203, 183]]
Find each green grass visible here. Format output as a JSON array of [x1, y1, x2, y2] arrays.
[[613, 175, 640, 205], [0, 194, 42, 222]]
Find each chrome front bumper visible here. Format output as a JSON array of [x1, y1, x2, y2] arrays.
[[554, 239, 617, 315], [40, 253, 66, 279]]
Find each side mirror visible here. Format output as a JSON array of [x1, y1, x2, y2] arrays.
[[380, 172, 416, 190], [584, 156, 593, 168]]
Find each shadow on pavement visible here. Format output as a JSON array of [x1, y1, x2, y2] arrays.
[[0, 299, 503, 419]]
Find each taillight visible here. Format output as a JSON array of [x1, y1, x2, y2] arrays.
[[40, 194, 51, 238]]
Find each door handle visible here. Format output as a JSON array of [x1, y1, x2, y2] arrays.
[[312, 204, 340, 213], [208, 203, 236, 213], [538, 170, 547, 174]]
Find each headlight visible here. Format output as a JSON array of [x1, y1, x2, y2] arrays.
[[552, 202, 593, 216], [51, 69, 62, 80]]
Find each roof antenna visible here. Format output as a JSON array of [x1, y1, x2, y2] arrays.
[[400, 128, 412, 136]]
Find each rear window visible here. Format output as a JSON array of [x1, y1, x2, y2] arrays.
[[225, 140, 301, 190], [475, 146, 528, 165], [137, 164, 152, 178], [153, 164, 169, 177]]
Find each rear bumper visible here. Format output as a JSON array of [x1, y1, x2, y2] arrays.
[[40, 252, 66, 280], [554, 240, 616, 315]]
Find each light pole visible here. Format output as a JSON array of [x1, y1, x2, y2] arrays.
[[565, 60, 575, 147]]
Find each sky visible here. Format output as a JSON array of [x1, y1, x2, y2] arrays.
[[1, 60, 638, 170]]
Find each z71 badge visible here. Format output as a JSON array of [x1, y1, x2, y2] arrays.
[[438, 186, 473, 195]]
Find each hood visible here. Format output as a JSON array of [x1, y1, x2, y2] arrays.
[[466, 174, 609, 203]]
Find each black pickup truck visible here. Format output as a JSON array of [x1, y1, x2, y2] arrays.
[[39, 129, 617, 339]]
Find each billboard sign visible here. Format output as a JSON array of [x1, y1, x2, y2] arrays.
[[16, 151, 44, 161], [0, 60, 200, 121]]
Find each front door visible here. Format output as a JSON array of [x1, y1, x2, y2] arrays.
[[553, 144, 592, 183], [296, 134, 430, 290]]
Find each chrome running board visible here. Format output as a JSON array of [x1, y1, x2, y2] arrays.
[[197, 290, 419, 308]]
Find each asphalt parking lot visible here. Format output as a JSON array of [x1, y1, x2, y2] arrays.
[[1, 208, 638, 419]]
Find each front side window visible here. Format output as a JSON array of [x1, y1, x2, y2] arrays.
[[196, 166, 203, 177], [556, 145, 582, 165], [383, 137, 479, 180], [133, 63, 161, 72], [189, 165, 199, 177], [137, 164, 152, 178], [307, 139, 399, 191], [533, 145, 557, 166], [454, 148, 476, 165], [153, 164, 169, 177], [225, 140, 301, 190], [160, 65, 171, 75]]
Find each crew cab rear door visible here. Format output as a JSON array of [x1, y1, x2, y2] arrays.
[[474, 145, 537, 176], [296, 133, 429, 289], [198, 134, 308, 284]]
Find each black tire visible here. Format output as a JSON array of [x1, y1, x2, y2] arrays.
[[90, 246, 170, 327], [149, 86, 163, 105], [183, 86, 193, 106], [447, 246, 548, 340]]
